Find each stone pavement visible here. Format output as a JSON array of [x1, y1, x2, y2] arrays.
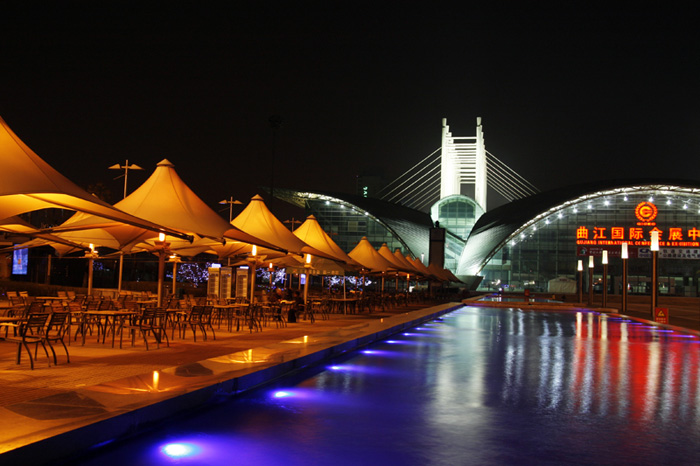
[[0, 300, 459, 465]]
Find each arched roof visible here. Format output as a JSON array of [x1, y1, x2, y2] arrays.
[[274, 187, 433, 258], [459, 178, 700, 275]]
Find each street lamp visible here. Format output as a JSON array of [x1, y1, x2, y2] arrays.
[[219, 197, 243, 222], [110, 160, 143, 295], [284, 218, 302, 231], [84, 243, 99, 298], [650, 230, 659, 319], [109, 160, 143, 199], [577, 260, 583, 303], [168, 254, 181, 299], [303, 253, 312, 306], [588, 255, 594, 306], [248, 245, 258, 305], [155, 233, 170, 307], [621, 242, 628, 314], [602, 250, 609, 307]]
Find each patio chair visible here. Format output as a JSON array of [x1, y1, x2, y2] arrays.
[[182, 305, 216, 341], [4, 313, 51, 370], [263, 303, 286, 328], [119, 307, 168, 350], [43, 311, 71, 365]]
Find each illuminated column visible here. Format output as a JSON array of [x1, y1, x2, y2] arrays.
[[249, 245, 258, 305], [577, 260, 583, 303], [621, 242, 628, 314], [84, 244, 99, 298], [303, 254, 311, 306], [602, 250, 608, 307], [155, 233, 170, 308], [169, 254, 181, 298], [650, 231, 659, 319], [587, 255, 594, 306], [118, 252, 124, 295]]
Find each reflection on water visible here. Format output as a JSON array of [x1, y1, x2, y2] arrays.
[[74, 307, 700, 466]]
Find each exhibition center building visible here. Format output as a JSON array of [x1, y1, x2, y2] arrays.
[[277, 120, 700, 297]]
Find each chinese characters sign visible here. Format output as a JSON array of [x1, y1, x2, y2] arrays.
[[575, 202, 700, 248]]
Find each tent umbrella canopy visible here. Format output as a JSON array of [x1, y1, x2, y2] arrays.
[[0, 216, 87, 256], [377, 243, 415, 275], [348, 236, 398, 274], [231, 195, 338, 260], [46, 159, 275, 254], [292, 215, 358, 265], [393, 248, 422, 275], [0, 116, 189, 239]]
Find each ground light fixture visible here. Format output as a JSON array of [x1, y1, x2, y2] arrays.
[[621, 242, 629, 314], [650, 230, 659, 319], [602, 250, 609, 307], [577, 260, 583, 303], [588, 255, 594, 306]]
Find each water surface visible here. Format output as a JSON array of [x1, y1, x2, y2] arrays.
[[72, 306, 700, 465]]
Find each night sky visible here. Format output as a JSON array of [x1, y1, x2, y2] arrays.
[[1, 3, 697, 219]]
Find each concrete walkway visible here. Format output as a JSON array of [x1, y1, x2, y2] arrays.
[[0, 300, 460, 465]]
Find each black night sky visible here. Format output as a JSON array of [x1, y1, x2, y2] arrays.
[[1, 3, 698, 218]]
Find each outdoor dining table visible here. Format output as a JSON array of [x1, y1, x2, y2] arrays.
[[329, 297, 359, 314], [211, 303, 241, 332], [79, 310, 137, 347], [0, 315, 24, 338], [135, 299, 158, 311], [34, 296, 69, 303]]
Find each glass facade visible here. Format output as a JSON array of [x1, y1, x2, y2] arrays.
[[431, 195, 484, 240], [431, 195, 483, 273], [478, 188, 700, 296], [305, 199, 409, 256]]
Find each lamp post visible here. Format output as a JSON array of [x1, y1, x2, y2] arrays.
[[577, 260, 583, 303], [84, 244, 99, 298], [249, 245, 258, 305], [168, 254, 181, 298], [588, 255, 594, 306], [650, 230, 659, 319], [219, 197, 243, 222], [109, 160, 143, 199], [621, 242, 628, 314], [154, 233, 170, 307], [602, 250, 609, 307], [303, 253, 312, 306], [284, 218, 302, 231], [109, 160, 143, 296]]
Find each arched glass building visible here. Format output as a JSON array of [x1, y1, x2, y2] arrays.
[[459, 180, 700, 295], [276, 180, 700, 297], [274, 188, 433, 262]]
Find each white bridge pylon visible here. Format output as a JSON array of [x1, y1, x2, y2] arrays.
[[441, 117, 487, 212]]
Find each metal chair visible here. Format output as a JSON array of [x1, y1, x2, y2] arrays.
[[43, 312, 71, 365], [4, 313, 51, 370]]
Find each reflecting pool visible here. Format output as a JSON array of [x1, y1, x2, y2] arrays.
[[72, 306, 700, 465]]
